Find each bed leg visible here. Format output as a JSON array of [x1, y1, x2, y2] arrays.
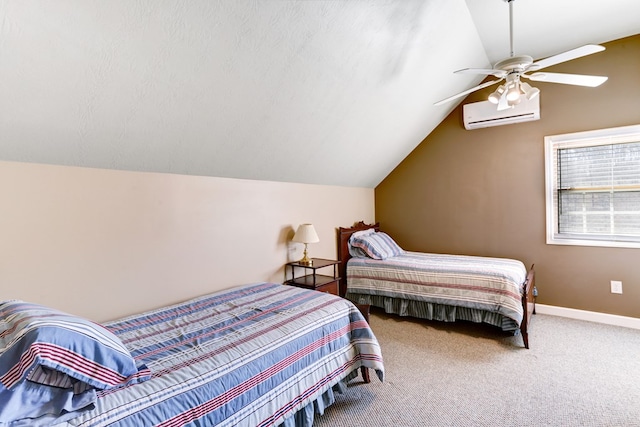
[[355, 303, 372, 383], [361, 367, 371, 383], [520, 266, 535, 349]]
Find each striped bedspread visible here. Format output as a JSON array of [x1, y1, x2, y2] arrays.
[[61, 283, 384, 427], [346, 252, 527, 327]]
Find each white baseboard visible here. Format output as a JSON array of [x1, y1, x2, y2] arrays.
[[535, 304, 640, 330]]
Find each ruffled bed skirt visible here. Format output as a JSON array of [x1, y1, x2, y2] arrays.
[[345, 292, 520, 333], [278, 369, 359, 427]]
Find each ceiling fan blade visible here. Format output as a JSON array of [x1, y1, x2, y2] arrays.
[[529, 44, 605, 71], [434, 78, 503, 106], [525, 72, 608, 87], [454, 68, 507, 78]]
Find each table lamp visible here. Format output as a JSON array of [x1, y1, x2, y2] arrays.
[[292, 224, 319, 265]]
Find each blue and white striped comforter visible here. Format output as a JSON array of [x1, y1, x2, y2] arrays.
[[61, 283, 384, 427], [346, 252, 527, 327]]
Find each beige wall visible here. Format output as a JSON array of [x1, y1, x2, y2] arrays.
[[376, 35, 640, 318], [0, 161, 374, 322]]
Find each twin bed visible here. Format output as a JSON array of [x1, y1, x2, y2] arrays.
[[338, 222, 536, 349], [0, 283, 384, 426]]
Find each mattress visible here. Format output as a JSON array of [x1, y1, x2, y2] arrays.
[[345, 251, 527, 328]]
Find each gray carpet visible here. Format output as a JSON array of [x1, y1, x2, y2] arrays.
[[313, 310, 640, 427]]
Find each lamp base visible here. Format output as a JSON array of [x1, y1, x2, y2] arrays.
[[299, 245, 313, 265]]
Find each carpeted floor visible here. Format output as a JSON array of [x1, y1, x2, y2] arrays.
[[313, 309, 640, 427]]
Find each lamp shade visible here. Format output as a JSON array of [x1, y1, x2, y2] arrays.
[[292, 224, 319, 244]]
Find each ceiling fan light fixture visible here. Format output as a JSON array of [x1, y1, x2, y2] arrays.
[[521, 82, 540, 100], [488, 85, 506, 104], [506, 83, 521, 102], [507, 96, 522, 107]]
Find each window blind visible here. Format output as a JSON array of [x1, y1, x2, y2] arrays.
[[557, 141, 640, 240]]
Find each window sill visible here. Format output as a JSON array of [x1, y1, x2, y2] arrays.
[[547, 236, 640, 249]]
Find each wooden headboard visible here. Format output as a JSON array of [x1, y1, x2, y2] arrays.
[[336, 221, 379, 297]]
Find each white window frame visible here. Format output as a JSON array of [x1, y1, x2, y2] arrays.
[[544, 124, 640, 249]]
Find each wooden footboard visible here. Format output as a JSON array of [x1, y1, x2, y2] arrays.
[[520, 265, 536, 349]]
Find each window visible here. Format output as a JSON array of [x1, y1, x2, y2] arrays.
[[545, 124, 640, 248]]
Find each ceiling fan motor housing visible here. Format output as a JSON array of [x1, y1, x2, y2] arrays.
[[493, 55, 533, 73]]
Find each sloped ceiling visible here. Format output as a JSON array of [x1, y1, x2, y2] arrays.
[[0, 0, 639, 188]]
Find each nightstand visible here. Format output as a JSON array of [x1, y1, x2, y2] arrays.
[[284, 258, 341, 296]]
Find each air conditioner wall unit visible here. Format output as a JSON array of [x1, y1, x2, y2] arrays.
[[463, 96, 540, 130]]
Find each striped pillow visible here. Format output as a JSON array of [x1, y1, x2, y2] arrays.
[[0, 300, 150, 391], [348, 228, 376, 258], [350, 231, 404, 260]]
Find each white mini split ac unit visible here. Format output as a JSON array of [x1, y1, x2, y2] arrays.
[[462, 96, 540, 130]]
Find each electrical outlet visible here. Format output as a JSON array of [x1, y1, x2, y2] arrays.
[[610, 280, 623, 294]]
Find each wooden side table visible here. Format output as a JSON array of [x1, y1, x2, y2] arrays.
[[284, 258, 341, 296]]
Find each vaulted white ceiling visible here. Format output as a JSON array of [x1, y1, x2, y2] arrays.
[[1, 0, 639, 188]]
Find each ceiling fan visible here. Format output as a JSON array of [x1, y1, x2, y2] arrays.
[[434, 0, 608, 111]]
